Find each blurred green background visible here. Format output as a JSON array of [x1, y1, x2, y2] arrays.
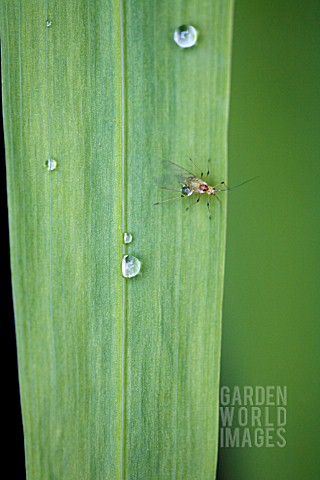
[[218, 0, 320, 479]]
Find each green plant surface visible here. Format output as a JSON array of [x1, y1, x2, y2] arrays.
[[1, 0, 233, 478]]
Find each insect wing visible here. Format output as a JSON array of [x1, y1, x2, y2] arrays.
[[161, 160, 195, 188]]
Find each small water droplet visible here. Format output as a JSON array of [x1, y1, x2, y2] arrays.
[[46, 158, 57, 171], [174, 25, 198, 48], [46, 20, 52, 27], [123, 232, 133, 244], [122, 255, 141, 278], [181, 186, 193, 197]]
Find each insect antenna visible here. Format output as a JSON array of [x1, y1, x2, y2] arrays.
[[216, 176, 260, 192]]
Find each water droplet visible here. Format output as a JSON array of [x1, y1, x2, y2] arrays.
[[46, 20, 52, 27], [181, 186, 193, 197], [123, 232, 133, 244], [46, 158, 57, 171], [174, 25, 198, 48], [122, 255, 141, 278]]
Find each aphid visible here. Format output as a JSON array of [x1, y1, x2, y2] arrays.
[[154, 158, 258, 216]]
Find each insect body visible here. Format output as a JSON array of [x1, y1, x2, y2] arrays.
[[178, 169, 226, 215], [154, 159, 258, 215], [180, 175, 220, 197], [154, 159, 225, 214]]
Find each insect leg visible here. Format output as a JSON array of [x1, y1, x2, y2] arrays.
[[206, 158, 211, 178], [154, 196, 185, 205], [206, 198, 211, 218], [186, 196, 200, 211], [188, 157, 203, 177], [213, 181, 226, 189]]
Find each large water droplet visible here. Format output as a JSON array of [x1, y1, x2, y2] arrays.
[[122, 255, 141, 278], [174, 25, 198, 48], [123, 232, 133, 244], [46, 158, 57, 171]]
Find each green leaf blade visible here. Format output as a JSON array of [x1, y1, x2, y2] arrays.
[[1, 0, 234, 478]]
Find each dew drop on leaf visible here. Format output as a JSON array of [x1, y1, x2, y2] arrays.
[[122, 255, 141, 278], [123, 232, 133, 244], [45, 158, 57, 171], [174, 25, 198, 48]]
